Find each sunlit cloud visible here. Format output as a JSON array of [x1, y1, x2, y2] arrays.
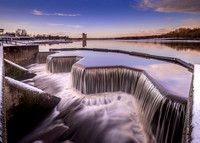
[[48, 23, 82, 28], [66, 25, 82, 28], [32, 9, 80, 16], [33, 10, 43, 15], [134, 0, 200, 13]]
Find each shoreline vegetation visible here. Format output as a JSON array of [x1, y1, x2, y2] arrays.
[[115, 28, 200, 40], [1, 28, 200, 41]]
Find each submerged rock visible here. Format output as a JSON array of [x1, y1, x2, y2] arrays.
[[5, 76, 60, 143]]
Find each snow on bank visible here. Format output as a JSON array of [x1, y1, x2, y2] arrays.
[[0, 47, 3, 103], [5, 76, 45, 94], [0, 46, 3, 142], [192, 64, 200, 143], [4, 59, 28, 71]]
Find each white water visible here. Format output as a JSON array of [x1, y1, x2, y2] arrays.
[[21, 64, 147, 143], [192, 64, 200, 143]]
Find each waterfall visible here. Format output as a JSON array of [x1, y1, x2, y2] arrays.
[[21, 64, 147, 143], [71, 64, 186, 143], [36, 52, 56, 64], [46, 56, 82, 73]]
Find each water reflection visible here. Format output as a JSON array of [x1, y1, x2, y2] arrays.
[[39, 40, 200, 64], [49, 50, 192, 99], [136, 64, 192, 98]]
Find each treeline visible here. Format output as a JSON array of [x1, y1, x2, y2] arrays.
[[115, 35, 161, 40], [164, 28, 200, 39], [115, 28, 200, 40], [33, 34, 69, 40]]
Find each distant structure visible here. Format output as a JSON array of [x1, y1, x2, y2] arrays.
[[82, 33, 87, 47], [0, 29, 4, 34]]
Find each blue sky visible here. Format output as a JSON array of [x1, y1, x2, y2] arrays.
[[0, 0, 200, 38]]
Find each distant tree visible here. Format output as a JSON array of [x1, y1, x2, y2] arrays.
[[16, 29, 22, 36], [16, 29, 28, 36], [164, 28, 200, 38], [21, 29, 27, 36]]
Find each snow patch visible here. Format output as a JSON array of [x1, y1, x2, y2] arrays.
[[4, 59, 28, 71], [192, 64, 200, 143], [0, 46, 3, 142], [5, 76, 45, 94]]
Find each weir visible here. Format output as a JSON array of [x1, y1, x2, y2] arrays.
[[36, 52, 56, 64], [46, 56, 82, 73], [0, 45, 198, 142], [43, 49, 193, 143], [71, 64, 186, 143]]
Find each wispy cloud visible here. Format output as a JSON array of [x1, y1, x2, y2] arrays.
[[48, 23, 82, 28], [134, 0, 200, 13], [33, 10, 43, 15], [66, 25, 82, 28], [48, 23, 65, 26], [33, 9, 80, 16]]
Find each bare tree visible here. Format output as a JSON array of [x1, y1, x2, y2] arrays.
[[16, 29, 22, 36]]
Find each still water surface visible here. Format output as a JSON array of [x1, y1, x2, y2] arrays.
[[39, 40, 200, 64]]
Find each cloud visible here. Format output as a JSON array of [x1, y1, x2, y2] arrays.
[[48, 23, 82, 28], [66, 25, 82, 28], [134, 0, 200, 13], [48, 23, 65, 26], [33, 10, 43, 15], [32, 9, 80, 16]]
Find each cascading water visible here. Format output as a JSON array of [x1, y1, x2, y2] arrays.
[[21, 53, 188, 143], [36, 52, 56, 64], [46, 56, 82, 73], [21, 64, 147, 143], [72, 65, 142, 94], [71, 64, 186, 143]]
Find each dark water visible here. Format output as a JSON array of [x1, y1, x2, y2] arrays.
[[39, 40, 200, 64]]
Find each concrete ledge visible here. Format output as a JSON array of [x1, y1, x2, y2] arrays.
[[3, 45, 39, 66], [5, 76, 60, 142], [191, 65, 200, 143], [4, 59, 36, 81]]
